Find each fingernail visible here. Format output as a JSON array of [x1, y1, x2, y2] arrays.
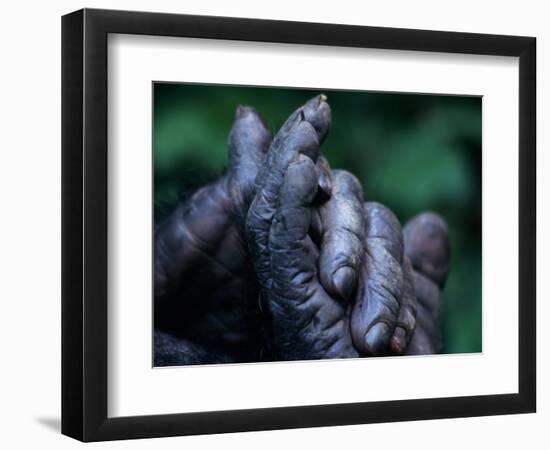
[[320, 93, 328, 102], [390, 327, 406, 354], [332, 266, 356, 300], [365, 322, 391, 355]]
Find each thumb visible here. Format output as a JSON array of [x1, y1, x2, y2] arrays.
[[227, 105, 272, 206]]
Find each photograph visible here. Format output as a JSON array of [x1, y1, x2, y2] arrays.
[[0, 0, 541, 446], [152, 83, 482, 367], [55, 4, 536, 444]]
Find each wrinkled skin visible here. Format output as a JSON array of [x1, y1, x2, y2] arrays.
[[154, 106, 271, 364], [154, 96, 360, 364], [404, 213, 450, 355], [154, 96, 450, 365]]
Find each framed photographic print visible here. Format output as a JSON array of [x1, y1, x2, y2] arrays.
[[61, 8, 536, 442]]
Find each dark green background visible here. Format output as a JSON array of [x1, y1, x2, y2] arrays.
[[154, 83, 482, 354]]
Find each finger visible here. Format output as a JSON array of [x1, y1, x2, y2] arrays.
[[351, 202, 404, 356], [403, 212, 450, 287], [389, 256, 417, 354], [405, 270, 443, 354], [269, 154, 319, 299], [268, 155, 357, 359], [154, 179, 239, 300], [276, 94, 331, 144], [404, 326, 435, 356], [318, 170, 365, 302], [246, 96, 331, 288], [302, 93, 331, 143], [413, 270, 443, 327], [315, 156, 333, 199], [260, 94, 331, 174], [227, 105, 272, 206], [247, 118, 319, 288], [309, 157, 332, 244], [403, 212, 449, 354]]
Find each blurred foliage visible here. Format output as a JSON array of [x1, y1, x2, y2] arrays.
[[154, 83, 482, 354]]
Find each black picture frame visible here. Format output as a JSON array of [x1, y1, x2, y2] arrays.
[[61, 8, 536, 442]]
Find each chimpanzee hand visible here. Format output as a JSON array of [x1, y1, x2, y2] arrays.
[[154, 96, 368, 364], [154, 94, 450, 365], [247, 152, 356, 359], [244, 99, 403, 359], [154, 104, 271, 307], [350, 207, 450, 356], [153, 104, 273, 363], [247, 143, 449, 359]]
